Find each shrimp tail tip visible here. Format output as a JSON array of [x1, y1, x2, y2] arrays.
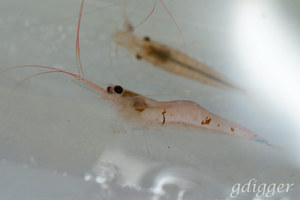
[[254, 138, 277, 148]]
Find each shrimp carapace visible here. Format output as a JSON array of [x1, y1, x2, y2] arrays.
[[113, 31, 245, 93]]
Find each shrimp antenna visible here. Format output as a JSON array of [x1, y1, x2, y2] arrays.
[[0, 65, 80, 94], [158, 0, 185, 47], [76, 0, 85, 78], [134, 0, 157, 29], [0, 65, 78, 77], [0, 65, 80, 78], [133, 0, 185, 47], [11, 71, 68, 93], [37, 2, 123, 27]]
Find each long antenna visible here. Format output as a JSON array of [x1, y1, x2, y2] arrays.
[[158, 0, 185, 47], [133, 0, 186, 47], [76, 0, 85, 78], [134, 0, 157, 28]]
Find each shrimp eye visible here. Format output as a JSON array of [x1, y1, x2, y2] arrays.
[[114, 85, 123, 94], [136, 54, 142, 60], [144, 36, 151, 42]]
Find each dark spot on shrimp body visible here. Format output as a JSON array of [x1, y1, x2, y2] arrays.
[[201, 117, 212, 125], [162, 109, 166, 125], [144, 44, 170, 63], [132, 99, 148, 112]]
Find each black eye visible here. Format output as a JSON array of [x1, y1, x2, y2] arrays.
[[144, 36, 150, 42], [114, 85, 123, 94], [136, 54, 142, 60]]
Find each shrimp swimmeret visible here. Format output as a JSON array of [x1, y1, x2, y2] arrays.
[[1, 0, 270, 146]]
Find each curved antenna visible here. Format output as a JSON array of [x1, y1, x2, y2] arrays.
[[134, 0, 157, 28], [12, 71, 62, 92], [0, 65, 80, 78], [158, 0, 185, 47], [42, 2, 123, 25], [10, 69, 80, 94], [131, 0, 185, 47], [76, 0, 85, 78]]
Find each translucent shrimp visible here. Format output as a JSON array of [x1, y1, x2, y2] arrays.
[[1, 0, 270, 146], [113, 25, 245, 93], [103, 86, 271, 146]]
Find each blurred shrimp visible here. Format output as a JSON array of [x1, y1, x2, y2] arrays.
[[1, 0, 270, 146], [114, 12, 245, 93]]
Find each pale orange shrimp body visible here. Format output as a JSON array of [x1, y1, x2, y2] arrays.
[[103, 84, 269, 145], [70, 75, 271, 145]]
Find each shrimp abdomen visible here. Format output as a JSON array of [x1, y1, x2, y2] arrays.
[[159, 100, 269, 145]]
